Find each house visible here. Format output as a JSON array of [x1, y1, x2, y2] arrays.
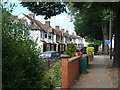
[[62, 30, 71, 48], [18, 13, 57, 52], [17, 13, 84, 53], [53, 26, 65, 53]]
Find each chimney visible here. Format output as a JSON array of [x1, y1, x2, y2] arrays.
[[45, 21, 50, 27], [66, 30, 69, 33], [61, 29, 65, 32], [49, 27, 53, 32], [61, 29, 64, 36], [55, 26, 59, 29], [28, 13, 35, 19], [72, 32, 74, 35]]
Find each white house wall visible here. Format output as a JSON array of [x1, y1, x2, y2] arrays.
[[29, 30, 42, 51]]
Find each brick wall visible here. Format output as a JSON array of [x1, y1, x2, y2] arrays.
[[61, 55, 80, 88]]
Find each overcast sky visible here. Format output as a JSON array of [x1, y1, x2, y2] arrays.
[[4, 0, 76, 34]]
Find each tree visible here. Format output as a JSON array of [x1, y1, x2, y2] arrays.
[[113, 2, 120, 67], [64, 43, 76, 58], [74, 12, 103, 41], [68, 2, 116, 54], [68, 2, 119, 67], [20, 2, 67, 19]]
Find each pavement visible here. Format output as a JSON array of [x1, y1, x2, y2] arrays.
[[71, 55, 118, 88]]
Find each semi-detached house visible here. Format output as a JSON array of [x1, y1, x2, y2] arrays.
[[18, 13, 84, 53]]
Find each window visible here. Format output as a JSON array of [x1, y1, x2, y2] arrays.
[[56, 35, 59, 41], [60, 45, 62, 51], [51, 44, 54, 51], [49, 34, 51, 39], [41, 32, 43, 38], [47, 44, 50, 51], [45, 33, 47, 38]]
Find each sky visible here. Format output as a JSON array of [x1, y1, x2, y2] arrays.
[[3, 0, 75, 34]]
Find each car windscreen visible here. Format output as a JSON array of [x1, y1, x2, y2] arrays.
[[76, 50, 80, 52], [40, 53, 51, 57]]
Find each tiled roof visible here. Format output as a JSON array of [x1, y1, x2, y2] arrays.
[[29, 24, 40, 30], [54, 28, 62, 36], [63, 32, 70, 37], [22, 14, 82, 39], [24, 14, 54, 33], [76, 35, 81, 39], [23, 14, 45, 31], [70, 34, 76, 39]]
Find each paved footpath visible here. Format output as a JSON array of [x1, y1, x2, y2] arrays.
[[71, 55, 114, 88]]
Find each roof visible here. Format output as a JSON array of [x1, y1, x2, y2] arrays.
[[21, 13, 82, 38], [63, 32, 70, 37], [29, 24, 40, 30], [54, 28, 62, 36], [23, 14, 45, 31], [24, 14, 54, 33], [70, 34, 76, 39], [70, 34, 81, 39]]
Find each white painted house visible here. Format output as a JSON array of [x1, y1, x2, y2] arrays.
[[17, 13, 84, 53]]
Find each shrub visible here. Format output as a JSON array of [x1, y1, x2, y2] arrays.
[[88, 44, 98, 54], [2, 3, 45, 88], [64, 43, 76, 57], [86, 47, 94, 54], [43, 61, 62, 88]]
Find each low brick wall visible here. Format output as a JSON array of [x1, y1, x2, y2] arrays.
[[61, 55, 80, 88]]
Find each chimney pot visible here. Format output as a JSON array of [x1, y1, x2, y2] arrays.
[[49, 27, 53, 32], [66, 30, 69, 33], [55, 26, 59, 29], [28, 13, 35, 19], [61, 29, 65, 32], [45, 21, 50, 27]]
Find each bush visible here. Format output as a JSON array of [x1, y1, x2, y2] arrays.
[[43, 61, 62, 88], [2, 3, 62, 89], [86, 47, 94, 54], [64, 43, 76, 57], [88, 44, 98, 54], [2, 3, 46, 88]]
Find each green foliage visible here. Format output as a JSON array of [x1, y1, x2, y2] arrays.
[[64, 43, 76, 58], [88, 44, 99, 54], [43, 61, 62, 88], [68, 2, 117, 41], [86, 47, 94, 54], [20, 2, 67, 19], [72, 3, 103, 40], [2, 3, 46, 88]]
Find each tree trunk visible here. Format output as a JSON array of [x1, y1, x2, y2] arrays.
[[102, 41, 104, 52], [113, 2, 120, 67], [102, 25, 109, 54]]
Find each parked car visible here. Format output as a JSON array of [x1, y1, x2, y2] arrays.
[[75, 49, 82, 56], [80, 47, 87, 54], [39, 51, 61, 60]]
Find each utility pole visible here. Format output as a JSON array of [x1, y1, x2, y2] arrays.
[[109, 11, 113, 59]]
